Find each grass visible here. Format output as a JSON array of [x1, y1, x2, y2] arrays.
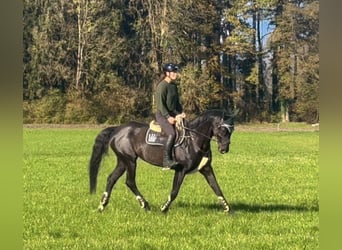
[[23, 127, 319, 249]]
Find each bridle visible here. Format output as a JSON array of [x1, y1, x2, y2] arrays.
[[219, 123, 235, 134]]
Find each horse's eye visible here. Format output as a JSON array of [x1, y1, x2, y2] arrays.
[[221, 127, 228, 135]]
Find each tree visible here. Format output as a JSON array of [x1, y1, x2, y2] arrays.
[[222, 0, 257, 121], [23, 0, 73, 99], [23, 0, 319, 124], [270, 0, 318, 122]]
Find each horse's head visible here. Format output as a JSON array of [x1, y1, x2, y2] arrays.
[[185, 109, 237, 154], [212, 112, 236, 154]]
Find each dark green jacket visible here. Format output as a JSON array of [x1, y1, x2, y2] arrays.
[[155, 80, 183, 118]]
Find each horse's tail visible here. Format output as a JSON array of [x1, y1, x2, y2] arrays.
[[89, 126, 117, 194]]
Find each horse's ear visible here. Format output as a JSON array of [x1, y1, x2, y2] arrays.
[[224, 108, 239, 118], [233, 108, 240, 117], [222, 107, 232, 117]]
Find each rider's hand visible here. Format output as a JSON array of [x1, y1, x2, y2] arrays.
[[167, 116, 176, 124]]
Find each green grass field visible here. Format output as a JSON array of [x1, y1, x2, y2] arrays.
[[23, 126, 319, 249]]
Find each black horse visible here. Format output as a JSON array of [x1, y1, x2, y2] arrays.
[[89, 109, 235, 214]]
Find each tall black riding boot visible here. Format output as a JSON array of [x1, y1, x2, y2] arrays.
[[162, 135, 178, 169]]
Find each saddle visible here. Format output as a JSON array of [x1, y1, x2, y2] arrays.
[[145, 118, 185, 146]]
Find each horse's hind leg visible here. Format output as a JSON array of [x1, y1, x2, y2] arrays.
[[98, 162, 126, 212], [125, 159, 150, 211]]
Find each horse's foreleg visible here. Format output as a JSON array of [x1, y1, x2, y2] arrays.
[[199, 165, 232, 214], [161, 170, 185, 213], [125, 160, 150, 211], [98, 164, 126, 212]]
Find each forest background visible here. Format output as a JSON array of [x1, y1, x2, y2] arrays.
[[23, 0, 319, 125]]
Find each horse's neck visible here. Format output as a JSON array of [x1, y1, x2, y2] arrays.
[[188, 117, 213, 135], [186, 118, 213, 151]]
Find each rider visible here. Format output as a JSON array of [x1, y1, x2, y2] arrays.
[[155, 63, 186, 170]]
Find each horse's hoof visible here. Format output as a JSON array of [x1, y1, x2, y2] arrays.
[[144, 203, 151, 211], [97, 204, 105, 212], [160, 197, 171, 213], [160, 206, 169, 213], [226, 209, 235, 216]]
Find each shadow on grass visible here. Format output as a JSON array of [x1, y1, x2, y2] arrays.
[[176, 201, 319, 213]]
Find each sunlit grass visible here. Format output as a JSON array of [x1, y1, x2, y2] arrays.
[[23, 128, 319, 249]]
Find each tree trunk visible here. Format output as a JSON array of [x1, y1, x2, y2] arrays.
[[280, 99, 289, 122]]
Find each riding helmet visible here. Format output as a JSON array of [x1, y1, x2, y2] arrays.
[[163, 63, 179, 73]]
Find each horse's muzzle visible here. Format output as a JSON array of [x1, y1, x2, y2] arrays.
[[219, 146, 229, 154]]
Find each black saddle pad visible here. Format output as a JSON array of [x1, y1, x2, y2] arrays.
[[145, 129, 165, 146], [145, 129, 185, 147]]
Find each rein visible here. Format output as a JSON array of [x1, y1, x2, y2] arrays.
[[177, 117, 214, 141], [180, 119, 234, 141], [182, 124, 212, 154], [176, 117, 234, 154], [183, 125, 216, 141]]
